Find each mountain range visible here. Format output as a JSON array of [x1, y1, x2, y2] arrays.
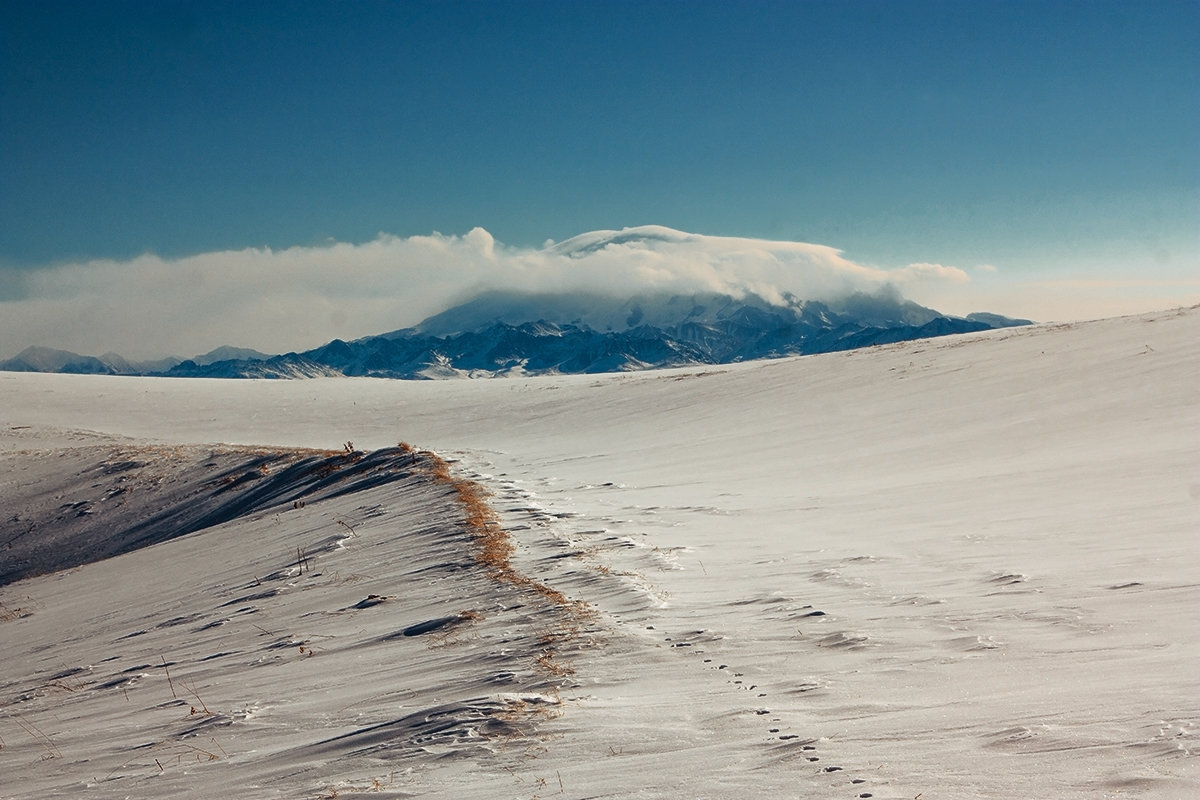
[[1, 289, 1030, 380]]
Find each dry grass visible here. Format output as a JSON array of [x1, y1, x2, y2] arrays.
[[498, 694, 564, 723], [11, 713, 61, 760], [427, 609, 485, 647], [0, 599, 33, 622], [315, 770, 402, 797], [401, 443, 597, 679], [405, 444, 588, 613], [533, 650, 575, 678], [105, 736, 227, 779]]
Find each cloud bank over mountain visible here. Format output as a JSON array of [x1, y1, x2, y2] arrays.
[[18, 223, 1187, 362], [0, 226, 1002, 361]]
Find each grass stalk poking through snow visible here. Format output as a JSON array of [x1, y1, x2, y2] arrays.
[[12, 713, 61, 760], [0, 599, 33, 621], [160, 655, 177, 699]]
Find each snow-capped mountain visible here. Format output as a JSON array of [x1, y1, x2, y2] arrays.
[[0, 225, 1036, 380], [0, 345, 273, 376], [0, 290, 1032, 380], [160, 290, 1029, 379]]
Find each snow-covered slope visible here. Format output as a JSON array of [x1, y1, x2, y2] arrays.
[[1, 307, 1197, 799]]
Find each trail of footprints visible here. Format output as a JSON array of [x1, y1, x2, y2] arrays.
[[658, 625, 877, 799], [453, 459, 882, 796]]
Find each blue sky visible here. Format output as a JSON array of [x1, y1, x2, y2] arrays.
[[1, 0, 1197, 357]]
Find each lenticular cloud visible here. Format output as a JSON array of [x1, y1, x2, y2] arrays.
[[0, 226, 972, 360]]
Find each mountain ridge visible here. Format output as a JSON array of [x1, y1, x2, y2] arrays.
[[0, 289, 1031, 380], [165, 290, 1030, 378]]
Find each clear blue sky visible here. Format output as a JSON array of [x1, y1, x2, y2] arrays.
[[0, 0, 1197, 351]]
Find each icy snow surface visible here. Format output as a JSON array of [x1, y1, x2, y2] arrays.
[[1, 307, 1197, 799]]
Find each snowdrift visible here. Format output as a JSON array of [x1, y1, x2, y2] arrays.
[[1, 307, 1197, 799]]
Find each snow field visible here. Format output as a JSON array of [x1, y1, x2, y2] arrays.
[[1, 306, 1197, 798]]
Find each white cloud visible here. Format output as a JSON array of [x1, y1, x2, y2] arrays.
[[3, 225, 948, 360], [892, 262, 971, 285], [12, 224, 1188, 361]]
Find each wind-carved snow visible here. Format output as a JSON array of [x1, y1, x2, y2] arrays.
[[0, 443, 619, 797], [0, 306, 1197, 798]]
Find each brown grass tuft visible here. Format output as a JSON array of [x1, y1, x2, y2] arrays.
[[406, 447, 597, 679], [0, 600, 32, 622]]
